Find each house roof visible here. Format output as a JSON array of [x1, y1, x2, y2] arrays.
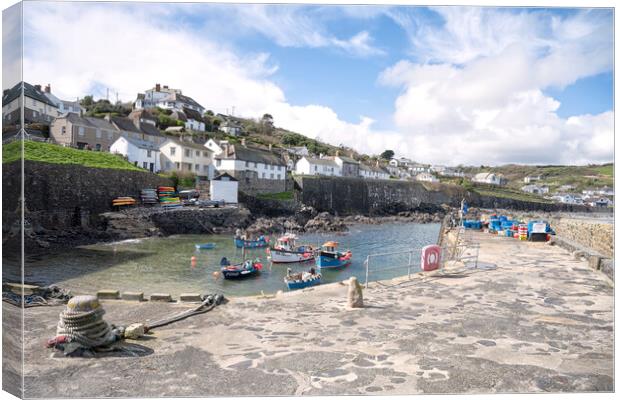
[[213, 172, 238, 181], [165, 126, 185, 132], [119, 136, 160, 151], [182, 107, 204, 122], [140, 121, 164, 137], [65, 113, 117, 130], [217, 145, 285, 166], [3, 82, 58, 108], [170, 92, 204, 110], [304, 157, 338, 167], [170, 110, 187, 122], [474, 172, 498, 180], [336, 155, 359, 164], [111, 116, 141, 133]]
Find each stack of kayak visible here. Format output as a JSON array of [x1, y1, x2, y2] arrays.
[[157, 186, 181, 208], [140, 188, 158, 206], [112, 197, 136, 208]]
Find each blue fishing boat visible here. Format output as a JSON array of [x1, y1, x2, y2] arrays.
[[195, 243, 216, 250], [220, 257, 263, 279], [234, 235, 269, 249], [315, 241, 352, 269], [284, 267, 322, 290]]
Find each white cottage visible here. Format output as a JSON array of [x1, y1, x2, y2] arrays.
[[295, 156, 342, 176], [110, 136, 161, 172], [210, 172, 238, 204], [472, 172, 505, 186]]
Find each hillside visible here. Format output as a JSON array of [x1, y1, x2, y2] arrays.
[[2, 141, 144, 171]]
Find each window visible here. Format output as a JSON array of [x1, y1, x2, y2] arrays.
[[107, 131, 112, 139], [203, 165, 208, 172], [202, 151, 208, 157], [61, 126, 66, 135], [95, 144, 101, 151], [270, 173, 274, 179], [314, 165, 318, 171], [170, 147, 176, 156], [147, 150, 152, 158], [216, 159, 221, 167], [262, 173, 266, 179], [277, 174, 281, 180], [195, 150, 200, 157], [245, 161, 249, 167], [270, 165, 274, 170], [185, 149, 191, 157], [196, 164, 200, 171], [175, 162, 180, 169], [78, 127, 85, 136], [143, 162, 148, 169], [96, 129, 101, 138]]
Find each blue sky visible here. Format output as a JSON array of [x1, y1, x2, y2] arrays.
[[14, 3, 615, 165]]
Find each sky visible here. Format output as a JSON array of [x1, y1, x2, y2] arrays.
[[6, 2, 614, 166]]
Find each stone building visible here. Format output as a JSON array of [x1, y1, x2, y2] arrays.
[[49, 113, 120, 151]]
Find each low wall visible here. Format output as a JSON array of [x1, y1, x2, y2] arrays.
[[550, 217, 613, 259], [3, 161, 173, 232]]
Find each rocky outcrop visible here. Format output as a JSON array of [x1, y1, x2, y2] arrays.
[[304, 212, 348, 232]]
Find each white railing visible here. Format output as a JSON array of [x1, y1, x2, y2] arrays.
[[363, 226, 480, 288]]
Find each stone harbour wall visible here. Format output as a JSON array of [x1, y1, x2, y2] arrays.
[[550, 218, 613, 259]]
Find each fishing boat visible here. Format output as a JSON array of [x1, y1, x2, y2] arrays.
[[234, 235, 269, 249], [195, 243, 216, 250], [267, 234, 315, 263], [284, 267, 321, 290], [315, 241, 352, 269], [220, 258, 263, 279]]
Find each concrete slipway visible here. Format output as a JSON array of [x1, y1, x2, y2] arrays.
[[5, 231, 613, 397]]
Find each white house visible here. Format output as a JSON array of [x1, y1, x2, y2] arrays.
[[160, 138, 214, 178], [389, 157, 414, 168], [359, 163, 390, 180], [416, 172, 439, 183], [524, 175, 541, 184], [204, 138, 225, 156], [598, 186, 614, 196], [553, 194, 583, 204], [2, 81, 60, 125], [408, 163, 429, 175], [110, 136, 161, 172], [295, 156, 341, 176], [214, 140, 287, 181], [220, 120, 244, 136], [521, 184, 549, 195], [589, 197, 612, 207], [210, 172, 238, 204], [440, 168, 465, 178], [472, 172, 505, 186]]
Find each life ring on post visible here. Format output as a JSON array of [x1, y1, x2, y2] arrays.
[[421, 245, 441, 271]]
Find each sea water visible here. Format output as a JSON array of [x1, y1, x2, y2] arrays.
[[22, 222, 440, 297]]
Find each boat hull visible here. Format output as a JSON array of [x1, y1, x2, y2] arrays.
[[269, 248, 315, 263], [316, 251, 352, 269], [195, 243, 216, 250], [285, 275, 321, 290], [234, 238, 268, 248], [221, 262, 262, 279]]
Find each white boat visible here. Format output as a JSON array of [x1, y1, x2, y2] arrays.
[[267, 234, 315, 263]]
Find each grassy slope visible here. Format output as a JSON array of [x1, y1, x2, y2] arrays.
[[2, 141, 144, 171]]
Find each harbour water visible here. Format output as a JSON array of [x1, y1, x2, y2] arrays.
[[22, 222, 440, 297]]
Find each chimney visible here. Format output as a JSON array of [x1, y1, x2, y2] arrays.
[[44, 84, 51, 93], [336, 150, 340, 157], [155, 83, 161, 91], [319, 153, 324, 159], [350, 151, 354, 158], [241, 138, 246, 147], [163, 85, 169, 89], [34, 84, 42, 91], [376, 160, 379, 167], [104, 113, 111, 122]]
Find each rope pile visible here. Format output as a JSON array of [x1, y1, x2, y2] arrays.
[[2, 285, 72, 308], [55, 295, 120, 350]]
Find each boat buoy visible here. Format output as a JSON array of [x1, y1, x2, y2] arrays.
[[212, 271, 221, 280], [191, 256, 197, 268]]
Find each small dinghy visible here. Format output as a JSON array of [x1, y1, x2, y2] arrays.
[[220, 257, 263, 279], [195, 243, 216, 250], [267, 234, 315, 263], [284, 267, 322, 290], [315, 241, 352, 269]]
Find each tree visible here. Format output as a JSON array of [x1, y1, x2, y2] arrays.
[[380, 150, 395, 160], [260, 113, 274, 135], [80, 95, 94, 107]]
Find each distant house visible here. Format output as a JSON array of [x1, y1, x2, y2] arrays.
[[159, 138, 213, 178], [214, 140, 287, 193], [107, 114, 165, 145], [42, 84, 83, 116], [205, 138, 225, 155], [110, 136, 161, 172], [295, 156, 341, 176], [359, 162, 390, 180], [553, 194, 583, 204], [430, 165, 447, 174], [49, 113, 119, 151], [135, 83, 205, 115], [286, 146, 309, 157], [334, 154, 360, 177], [210, 172, 238, 204], [598, 186, 614, 196], [521, 184, 549, 195], [523, 175, 541, 184], [416, 172, 439, 183], [472, 172, 505, 186], [408, 163, 428, 175], [589, 197, 613, 208], [440, 168, 465, 178], [181, 107, 206, 132], [389, 157, 413, 168], [219, 120, 244, 136], [2, 81, 60, 125], [558, 184, 575, 192]]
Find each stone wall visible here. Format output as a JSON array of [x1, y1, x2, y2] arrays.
[[549, 217, 613, 259], [222, 170, 288, 195], [295, 176, 596, 216], [3, 160, 173, 231]]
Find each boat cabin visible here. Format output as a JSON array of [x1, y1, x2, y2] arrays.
[[321, 241, 339, 253], [275, 234, 298, 251]]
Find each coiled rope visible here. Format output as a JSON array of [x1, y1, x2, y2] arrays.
[[56, 296, 119, 348]]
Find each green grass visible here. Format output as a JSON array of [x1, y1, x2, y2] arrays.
[[594, 164, 613, 176], [256, 191, 294, 201], [472, 186, 554, 204], [2, 141, 145, 171]]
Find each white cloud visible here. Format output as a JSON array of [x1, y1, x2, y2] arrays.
[[378, 8, 613, 165]]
